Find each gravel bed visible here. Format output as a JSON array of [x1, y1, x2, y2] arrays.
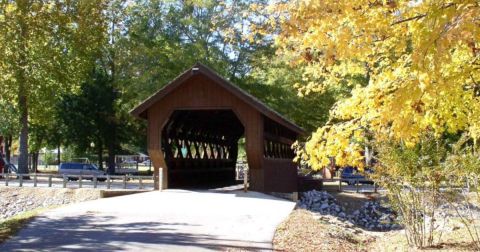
[[298, 190, 400, 231], [0, 187, 100, 220]]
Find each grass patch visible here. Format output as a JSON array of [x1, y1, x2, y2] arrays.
[[372, 219, 480, 251], [0, 208, 50, 244]]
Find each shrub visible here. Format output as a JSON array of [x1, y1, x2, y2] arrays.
[[374, 135, 442, 247]]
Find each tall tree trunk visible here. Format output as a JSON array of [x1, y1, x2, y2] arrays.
[[17, 0, 29, 174], [107, 127, 116, 175], [18, 93, 29, 174], [57, 145, 61, 165], [32, 151, 39, 173], [5, 135, 12, 163], [107, 147, 115, 174], [108, 13, 117, 176], [97, 142, 103, 170]]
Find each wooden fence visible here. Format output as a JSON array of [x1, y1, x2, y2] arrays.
[[0, 173, 155, 190]]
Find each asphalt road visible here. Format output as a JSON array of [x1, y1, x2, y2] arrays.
[[0, 189, 296, 251]]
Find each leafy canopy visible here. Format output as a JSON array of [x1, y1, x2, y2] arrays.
[[272, 0, 480, 169], [0, 0, 107, 117], [0, 0, 107, 171]]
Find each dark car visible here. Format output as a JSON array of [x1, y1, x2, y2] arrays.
[[340, 166, 374, 185]]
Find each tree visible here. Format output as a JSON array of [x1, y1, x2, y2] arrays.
[[0, 0, 107, 173], [101, 0, 275, 156], [29, 122, 47, 172], [271, 0, 480, 169], [115, 0, 268, 107], [0, 100, 18, 162], [246, 46, 347, 132], [57, 68, 122, 173]]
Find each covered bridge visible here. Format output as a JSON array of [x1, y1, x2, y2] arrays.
[[131, 63, 305, 194]]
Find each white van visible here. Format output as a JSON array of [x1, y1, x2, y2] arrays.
[[58, 162, 106, 180]]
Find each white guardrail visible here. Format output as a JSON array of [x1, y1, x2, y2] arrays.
[[322, 178, 379, 193], [0, 173, 155, 190]]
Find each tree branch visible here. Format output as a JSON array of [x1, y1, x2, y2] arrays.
[[391, 14, 427, 26], [391, 3, 455, 26]]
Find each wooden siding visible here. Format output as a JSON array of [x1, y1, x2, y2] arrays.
[[134, 65, 302, 193], [147, 74, 266, 191]]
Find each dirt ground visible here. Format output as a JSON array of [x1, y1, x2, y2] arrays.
[[274, 189, 480, 252], [274, 209, 376, 252], [274, 190, 385, 252]]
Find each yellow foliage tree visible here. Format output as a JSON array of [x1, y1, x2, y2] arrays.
[[272, 0, 480, 169]]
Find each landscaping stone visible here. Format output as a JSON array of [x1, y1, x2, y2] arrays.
[[349, 201, 399, 231], [298, 190, 399, 231], [0, 187, 99, 220]]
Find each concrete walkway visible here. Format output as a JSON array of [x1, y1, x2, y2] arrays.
[[0, 190, 296, 251]]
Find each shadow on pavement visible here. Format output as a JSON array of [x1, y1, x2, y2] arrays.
[[0, 213, 271, 251]]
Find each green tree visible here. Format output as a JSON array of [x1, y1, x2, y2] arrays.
[[0, 0, 107, 173], [57, 68, 123, 173], [99, 0, 272, 155], [246, 47, 347, 132], [115, 0, 268, 107], [0, 100, 18, 162]]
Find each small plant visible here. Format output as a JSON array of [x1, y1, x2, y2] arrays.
[[442, 139, 480, 250], [373, 133, 480, 249], [373, 133, 451, 248]]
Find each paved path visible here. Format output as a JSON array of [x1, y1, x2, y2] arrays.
[[0, 190, 295, 251]]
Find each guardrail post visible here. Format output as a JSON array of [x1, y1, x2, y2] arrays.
[[374, 182, 378, 193], [139, 177, 143, 189], [19, 174, 23, 187], [123, 175, 127, 189], [93, 175, 98, 188], [5, 173, 9, 186], [107, 175, 111, 189], [158, 168, 163, 191], [48, 175, 52, 187], [356, 179, 360, 193], [33, 173, 37, 187], [63, 175, 67, 188], [79, 176, 83, 188], [243, 167, 248, 193]]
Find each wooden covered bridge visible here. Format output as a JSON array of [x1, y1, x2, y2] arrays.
[[131, 63, 304, 194]]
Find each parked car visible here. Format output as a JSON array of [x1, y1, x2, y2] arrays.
[[6, 163, 17, 174], [340, 166, 374, 185], [0, 156, 17, 174], [122, 160, 137, 165], [59, 162, 106, 181], [0, 156, 4, 174], [115, 167, 139, 176], [140, 160, 151, 166]]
